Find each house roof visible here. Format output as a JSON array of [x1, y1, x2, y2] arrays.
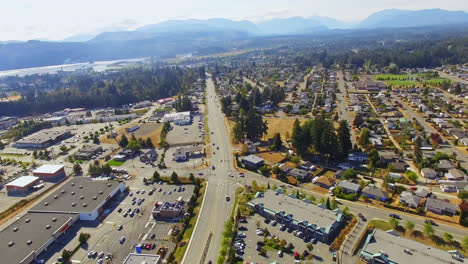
[[315, 176, 336, 186], [337, 181, 361, 192], [400, 191, 421, 207], [438, 160, 455, 169], [447, 168, 467, 180], [362, 185, 389, 199], [242, 155, 264, 165], [426, 197, 458, 212], [415, 187, 430, 197], [421, 168, 437, 178]]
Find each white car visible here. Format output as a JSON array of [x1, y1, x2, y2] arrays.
[[228, 173, 233, 177]]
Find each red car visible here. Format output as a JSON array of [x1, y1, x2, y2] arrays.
[[294, 251, 299, 259], [146, 243, 152, 250]]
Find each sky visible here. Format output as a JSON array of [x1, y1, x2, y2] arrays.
[[1, 0, 467, 41]]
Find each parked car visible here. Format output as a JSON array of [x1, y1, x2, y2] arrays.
[[425, 219, 438, 226], [389, 213, 401, 219], [278, 250, 283, 257], [271, 220, 277, 226]]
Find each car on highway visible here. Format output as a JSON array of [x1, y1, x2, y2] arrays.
[[425, 219, 438, 226], [228, 173, 233, 177], [239, 172, 245, 177], [198, 172, 204, 176], [212, 165, 215, 170], [389, 213, 401, 219], [225, 196, 230, 201], [358, 213, 367, 221]]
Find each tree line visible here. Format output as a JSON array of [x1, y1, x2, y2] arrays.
[[0, 66, 204, 116]]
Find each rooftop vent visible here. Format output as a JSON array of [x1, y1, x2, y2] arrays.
[[44, 202, 48, 206], [93, 196, 97, 200], [13, 227, 18, 232], [26, 240, 32, 245], [79, 185, 83, 189], [25, 219, 30, 223], [52, 217, 57, 222], [61, 190, 65, 194], [8, 241, 14, 247], [45, 225, 51, 229], [80, 196, 84, 200], [71, 191, 75, 195], [83, 203, 87, 207]]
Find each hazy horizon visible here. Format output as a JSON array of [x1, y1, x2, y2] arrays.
[[1, 0, 468, 41]]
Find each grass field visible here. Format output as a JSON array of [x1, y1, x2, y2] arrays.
[[384, 80, 417, 87], [107, 159, 125, 166], [425, 78, 452, 86], [375, 74, 411, 81], [264, 117, 306, 139], [100, 122, 163, 146]]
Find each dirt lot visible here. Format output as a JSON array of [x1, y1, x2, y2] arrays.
[[264, 118, 307, 139], [100, 123, 163, 145], [0, 95, 21, 102]]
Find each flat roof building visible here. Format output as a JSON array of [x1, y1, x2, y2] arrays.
[[5, 176, 40, 196], [32, 164, 66, 182], [360, 229, 464, 264], [123, 253, 161, 264], [74, 145, 103, 160], [248, 190, 344, 243], [0, 212, 79, 264], [152, 202, 184, 220], [30, 177, 126, 221], [15, 129, 72, 149]]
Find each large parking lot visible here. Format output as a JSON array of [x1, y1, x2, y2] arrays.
[[40, 179, 195, 264], [166, 113, 205, 146], [236, 214, 336, 264]]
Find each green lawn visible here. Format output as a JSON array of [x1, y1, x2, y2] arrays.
[[369, 219, 392, 230], [375, 74, 410, 81], [384, 80, 416, 87], [425, 78, 452, 86], [107, 159, 125, 166]]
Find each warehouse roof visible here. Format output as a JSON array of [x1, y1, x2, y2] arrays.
[[123, 253, 161, 264], [0, 212, 76, 264], [361, 229, 463, 263], [33, 164, 64, 174], [5, 176, 39, 188], [31, 177, 122, 213]]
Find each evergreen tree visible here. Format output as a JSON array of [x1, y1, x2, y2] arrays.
[[73, 163, 82, 174], [358, 128, 371, 146], [119, 134, 129, 148], [413, 136, 423, 164], [153, 170, 160, 181], [337, 120, 352, 159], [171, 171, 179, 183], [272, 132, 282, 151], [291, 119, 303, 154], [145, 137, 153, 148], [353, 114, 364, 128], [326, 197, 331, 209]]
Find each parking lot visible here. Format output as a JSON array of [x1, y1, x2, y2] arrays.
[[237, 214, 336, 264], [166, 113, 205, 146], [40, 178, 195, 264]]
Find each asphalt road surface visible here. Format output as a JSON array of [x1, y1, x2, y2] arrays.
[[182, 74, 236, 264]]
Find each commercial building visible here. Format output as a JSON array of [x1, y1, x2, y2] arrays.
[[248, 190, 344, 243], [152, 202, 184, 221], [5, 176, 40, 196], [32, 164, 66, 182], [242, 155, 265, 169], [15, 129, 72, 149], [0, 212, 79, 264], [162, 111, 191, 126], [30, 177, 126, 221], [44, 116, 67, 125], [360, 229, 464, 264], [173, 146, 203, 161], [0, 116, 17, 129], [74, 145, 103, 160], [123, 253, 161, 264]]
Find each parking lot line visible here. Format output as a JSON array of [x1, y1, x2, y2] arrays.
[[105, 221, 114, 224]]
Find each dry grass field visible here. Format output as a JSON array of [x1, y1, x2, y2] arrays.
[[100, 122, 163, 145]]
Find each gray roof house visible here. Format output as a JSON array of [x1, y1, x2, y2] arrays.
[[337, 181, 361, 194], [415, 187, 430, 198], [425, 197, 458, 215], [438, 160, 455, 170], [445, 168, 467, 181], [362, 185, 389, 201], [399, 191, 421, 208], [421, 168, 437, 179], [289, 168, 311, 181]]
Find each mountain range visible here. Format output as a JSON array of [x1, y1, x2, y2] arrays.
[[0, 8, 467, 70]]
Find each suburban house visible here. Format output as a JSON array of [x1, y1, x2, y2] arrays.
[[460, 137, 468, 146], [421, 168, 437, 179], [415, 187, 430, 198], [425, 197, 458, 215], [348, 152, 368, 163], [399, 191, 421, 208], [438, 160, 455, 170], [314, 176, 336, 189], [242, 155, 265, 169], [289, 168, 311, 182], [390, 161, 406, 173], [334, 170, 345, 179], [300, 161, 316, 171], [445, 168, 467, 181], [337, 181, 361, 194], [380, 153, 398, 164], [362, 185, 389, 202]]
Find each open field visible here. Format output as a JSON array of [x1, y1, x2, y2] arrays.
[[100, 122, 163, 145], [375, 74, 410, 80], [264, 117, 306, 139], [0, 95, 22, 102], [107, 159, 125, 166], [384, 80, 417, 87], [425, 78, 452, 86]]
